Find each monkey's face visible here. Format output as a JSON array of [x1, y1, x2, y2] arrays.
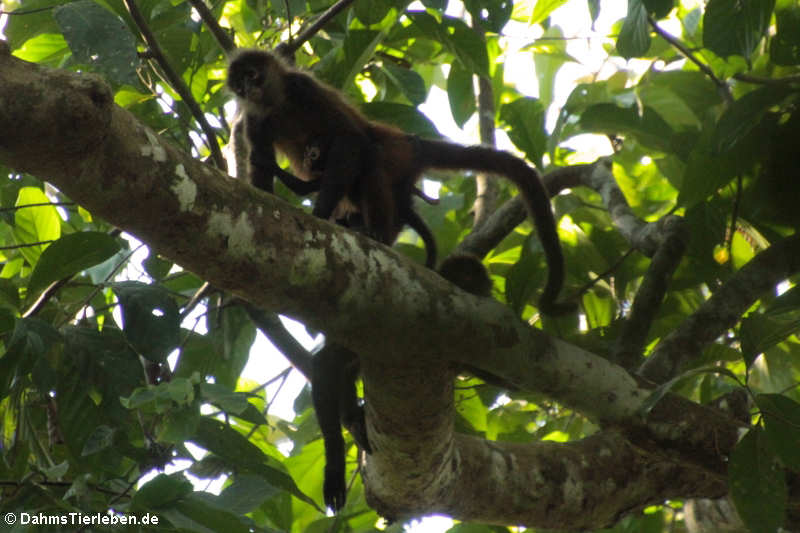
[[227, 50, 284, 115]]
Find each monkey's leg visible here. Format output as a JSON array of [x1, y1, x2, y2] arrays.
[[312, 343, 360, 511], [339, 351, 371, 454]]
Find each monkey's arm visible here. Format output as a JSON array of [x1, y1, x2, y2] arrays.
[[243, 116, 321, 196]]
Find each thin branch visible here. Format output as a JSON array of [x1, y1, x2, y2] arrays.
[[733, 72, 800, 85], [123, 0, 226, 169], [0, 240, 56, 250], [640, 233, 800, 383], [283, 0, 356, 56], [613, 216, 688, 370], [470, 19, 499, 231], [0, 201, 75, 212], [648, 17, 732, 104], [185, 0, 235, 53]]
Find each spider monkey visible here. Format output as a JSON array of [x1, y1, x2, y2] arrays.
[[226, 49, 570, 309], [227, 48, 572, 511]]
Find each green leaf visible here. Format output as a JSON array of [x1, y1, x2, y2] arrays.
[[381, 62, 427, 106], [199, 383, 250, 415], [644, 0, 675, 19], [53, 0, 140, 85], [771, 7, 800, 65], [142, 251, 173, 281], [704, 0, 776, 59], [740, 310, 800, 365], [13, 187, 61, 267], [112, 281, 181, 362], [499, 97, 547, 169], [579, 104, 674, 152], [132, 473, 194, 509], [0, 318, 61, 398], [408, 13, 489, 77], [531, 26, 576, 111], [28, 231, 120, 297], [81, 425, 115, 456], [4, 0, 66, 50], [617, 0, 651, 59], [447, 62, 476, 128], [530, 0, 569, 25], [362, 102, 441, 139], [217, 474, 281, 515], [340, 30, 384, 89], [729, 428, 787, 533], [638, 70, 722, 127], [713, 85, 793, 153], [757, 394, 800, 472], [354, 0, 392, 25], [464, 0, 513, 33], [447, 17, 490, 78], [192, 417, 319, 510]]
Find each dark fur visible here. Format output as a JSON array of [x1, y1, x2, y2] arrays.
[[227, 49, 571, 512]]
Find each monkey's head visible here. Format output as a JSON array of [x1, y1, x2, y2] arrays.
[[227, 49, 286, 115]]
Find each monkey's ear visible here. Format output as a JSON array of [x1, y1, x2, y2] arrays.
[[438, 254, 492, 298]]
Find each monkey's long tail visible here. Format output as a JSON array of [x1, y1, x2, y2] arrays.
[[417, 139, 571, 315]]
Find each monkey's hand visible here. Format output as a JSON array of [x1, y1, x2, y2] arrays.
[[323, 461, 347, 512]]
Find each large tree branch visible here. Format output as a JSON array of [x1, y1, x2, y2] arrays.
[[5, 44, 796, 528]]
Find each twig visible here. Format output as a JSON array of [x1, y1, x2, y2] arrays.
[[283, 0, 357, 55], [647, 17, 732, 104], [613, 216, 688, 370], [733, 72, 800, 85], [185, 0, 235, 53], [123, 0, 226, 169], [0, 201, 75, 212]]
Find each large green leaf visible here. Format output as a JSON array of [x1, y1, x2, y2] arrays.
[[53, 0, 140, 85], [464, 0, 512, 33], [362, 102, 441, 138], [382, 62, 427, 106], [112, 281, 181, 363], [704, 0, 776, 59], [499, 97, 547, 169], [617, 0, 650, 59], [408, 13, 490, 77], [729, 428, 787, 533], [757, 394, 800, 472], [13, 187, 61, 268], [3, 0, 68, 50], [28, 231, 120, 298], [192, 417, 319, 510], [713, 85, 794, 153], [447, 61, 476, 128], [579, 104, 674, 152], [771, 7, 800, 65]]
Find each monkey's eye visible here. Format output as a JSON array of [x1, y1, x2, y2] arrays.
[[243, 69, 260, 83]]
